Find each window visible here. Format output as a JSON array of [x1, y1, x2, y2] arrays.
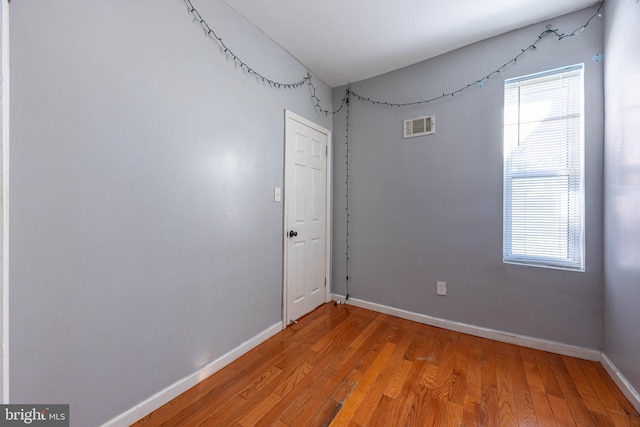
[[503, 64, 584, 271]]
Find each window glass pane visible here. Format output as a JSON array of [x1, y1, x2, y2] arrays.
[[503, 65, 584, 271], [511, 175, 569, 258]]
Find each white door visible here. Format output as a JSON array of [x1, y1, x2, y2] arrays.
[[284, 112, 330, 324]]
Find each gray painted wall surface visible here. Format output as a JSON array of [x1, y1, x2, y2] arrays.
[[603, 0, 640, 393], [332, 7, 604, 349], [0, 1, 4, 405], [9, 1, 331, 425]]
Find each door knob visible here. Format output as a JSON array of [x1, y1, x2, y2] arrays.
[[289, 230, 298, 238]]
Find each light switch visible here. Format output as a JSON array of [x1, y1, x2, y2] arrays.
[[274, 187, 281, 202]]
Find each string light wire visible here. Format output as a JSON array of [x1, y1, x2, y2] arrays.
[[184, 0, 311, 89], [182, 0, 603, 303], [335, 3, 603, 302], [183, 0, 602, 111], [344, 92, 351, 300], [348, 2, 604, 108], [309, 78, 349, 116], [184, 0, 348, 115]]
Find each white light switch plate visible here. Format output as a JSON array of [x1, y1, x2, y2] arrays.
[[274, 187, 281, 202]]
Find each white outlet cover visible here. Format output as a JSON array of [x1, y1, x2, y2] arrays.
[[437, 281, 447, 296]]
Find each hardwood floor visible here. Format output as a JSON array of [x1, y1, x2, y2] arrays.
[[132, 303, 640, 426]]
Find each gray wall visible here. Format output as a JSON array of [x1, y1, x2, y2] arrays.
[[332, 7, 604, 349], [9, 1, 331, 425], [603, 0, 640, 393], [0, 0, 5, 405]]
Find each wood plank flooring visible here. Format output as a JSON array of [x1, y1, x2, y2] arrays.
[[132, 303, 640, 426]]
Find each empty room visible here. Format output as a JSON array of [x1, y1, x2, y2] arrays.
[[2, 0, 639, 425]]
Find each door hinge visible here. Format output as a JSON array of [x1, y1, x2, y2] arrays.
[[325, 146, 328, 156], [324, 278, 327, 287]]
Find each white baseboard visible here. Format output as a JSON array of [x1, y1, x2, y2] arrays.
[[331, 294, 601, 361], [102, 321, 283, 427], [600, 353, 640, 414]]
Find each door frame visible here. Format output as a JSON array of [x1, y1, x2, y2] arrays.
[[282, 110, 332, 327]]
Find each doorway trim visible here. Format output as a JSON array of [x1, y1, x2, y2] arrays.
[[282, 110, 332, 327]]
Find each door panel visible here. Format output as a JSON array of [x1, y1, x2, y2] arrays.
[[285, 114, 328, 323], [293, 241, 305, 303]]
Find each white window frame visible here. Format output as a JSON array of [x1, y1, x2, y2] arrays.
[[503, 64, 585, 271]]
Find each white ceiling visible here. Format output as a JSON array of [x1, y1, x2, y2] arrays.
[[223, 0, 598, 88]]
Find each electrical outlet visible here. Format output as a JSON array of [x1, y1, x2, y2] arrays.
[[437, 281, 447, 296]]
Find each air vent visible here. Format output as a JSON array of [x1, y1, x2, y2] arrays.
[[403, 115, 435, 138]]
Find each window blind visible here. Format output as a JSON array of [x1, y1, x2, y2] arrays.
[[503, 64, 584, 271]]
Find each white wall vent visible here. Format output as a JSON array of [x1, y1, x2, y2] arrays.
[[403, 115, 435, 138]]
